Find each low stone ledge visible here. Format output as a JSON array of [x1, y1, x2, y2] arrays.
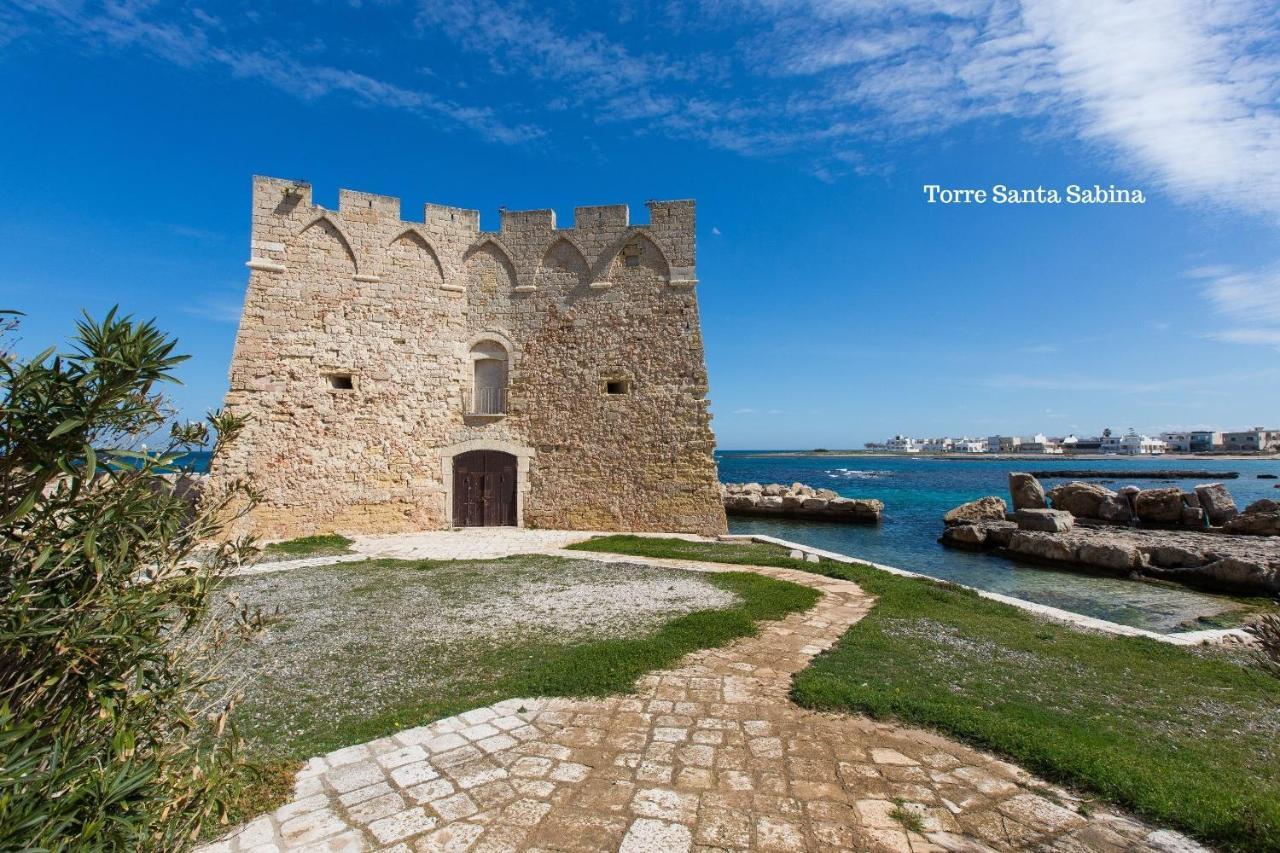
[[721, 482, 883, 524], [940, 519, 1280, 595]]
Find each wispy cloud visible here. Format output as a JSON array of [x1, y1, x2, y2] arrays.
[[1189, 264, 1280, 350], [10, 0, 1280, 219], [983, 367, 1280, 394], [180, 294, 244, 325], [11, 0, 541, 145]]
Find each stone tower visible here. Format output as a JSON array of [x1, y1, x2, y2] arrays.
[[209, 176, 726, 538]]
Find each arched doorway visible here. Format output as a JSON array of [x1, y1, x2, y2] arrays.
[[452, 450, 517, 527]]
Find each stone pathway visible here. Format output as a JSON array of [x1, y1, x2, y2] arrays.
[[349, 529, 605, 562], [202, 548, 1205, 853]]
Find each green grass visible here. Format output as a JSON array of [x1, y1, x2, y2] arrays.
[[569, 535, 1280, 852], [261, 533, 354, 559], [214, 554, 817, 830]]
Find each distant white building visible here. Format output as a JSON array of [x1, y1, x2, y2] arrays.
[[1106, 429, 1166, 455], [1160, 432, 1191, 452], [886, 435, 922, 453], [921, 437, 953, 453], [1019, 433, 1064, 454], [950, 438, 987, 453]]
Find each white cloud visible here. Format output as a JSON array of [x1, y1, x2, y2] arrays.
[[11, 0, 1280, 219], [11, 0, 540, 145], [983, 368, 1280, 394], [1018, 0, 1280, 217], [1190, 264, 1280, 350]]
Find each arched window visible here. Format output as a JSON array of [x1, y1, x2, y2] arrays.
[[468, 340, 508, 415]]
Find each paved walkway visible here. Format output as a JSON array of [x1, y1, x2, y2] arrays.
[[349, 529, 606, 562], [203, 535, 1205, 852]]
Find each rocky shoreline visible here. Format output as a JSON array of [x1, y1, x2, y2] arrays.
[[1033, 469, 1238, 480], [721, 482, 883, 524], [940, 473, 1280, 595]]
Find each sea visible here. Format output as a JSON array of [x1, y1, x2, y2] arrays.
[[718, 452, 1280, 633], [176, 450, 1280, 633]]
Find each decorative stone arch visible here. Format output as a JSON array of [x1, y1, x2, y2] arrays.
[[464, 330, 517, 367], [535, 235, 592, 291], [462, 238, 520, 291], [599, 229, 672, 288], [463, 331, 516, 418], [439, 438, 534, 528], [296, 213, 360, 275], [386, 226, 447, 288]]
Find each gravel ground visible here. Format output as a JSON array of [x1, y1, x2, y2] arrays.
[[217, 554, 739, 751]]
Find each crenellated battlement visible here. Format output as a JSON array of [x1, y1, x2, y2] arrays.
[[247, 175, 698, 289]]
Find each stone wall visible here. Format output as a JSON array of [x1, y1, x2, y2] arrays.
[[209, 176, 725, 538]]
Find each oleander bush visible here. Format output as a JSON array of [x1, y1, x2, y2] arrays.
[[0, 310, 265, 851]]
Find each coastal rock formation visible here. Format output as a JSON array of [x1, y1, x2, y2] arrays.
[[722, 482, 882, 524], [1009, 472, 1047, 510], [1195, 483, 1238, 526], [1047, 481, 1114, 518], [941, 519, 1280, 595], [1132, 488, 1185, 524], [1015, 508, 1074, 533], [1006, 473, 1248, 531], [1223, 500, 1280, 536], [942, 496, 1007, 526], [1097, 494, 1134, 523]]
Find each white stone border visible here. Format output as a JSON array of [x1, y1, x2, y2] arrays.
[[723, 534, 1254, 647], [438, 439, 535, 528]]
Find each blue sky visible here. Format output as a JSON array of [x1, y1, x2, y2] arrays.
[[2, 0, 1278, 449]]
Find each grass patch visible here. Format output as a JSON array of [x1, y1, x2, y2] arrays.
[[889, 801, 925, 833], [261, 533, 354, 560], [215, 554, 816, 825], [569, 535, 1280, 852]]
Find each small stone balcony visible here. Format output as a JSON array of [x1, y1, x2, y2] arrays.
[[464, 386, 508, 417]]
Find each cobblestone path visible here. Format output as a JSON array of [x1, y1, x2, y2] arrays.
[[203, 552, 1205, 853]]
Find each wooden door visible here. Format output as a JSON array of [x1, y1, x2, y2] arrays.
[[453, 450, 517, 527]]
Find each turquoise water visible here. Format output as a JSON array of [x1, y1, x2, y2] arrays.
[[717, 452, 1280, 632]]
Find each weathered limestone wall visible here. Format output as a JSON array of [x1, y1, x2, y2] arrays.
[[210, 176, 725, 538]]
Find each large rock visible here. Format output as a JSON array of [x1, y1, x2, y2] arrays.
[[943, 496, 1008, 526], [1015, 508, 1074, 533], [1194, 483, 1238, 526], [1097, 495, 1133, 523], [1245, 499, 1280, 514], [1009, 473, 1047, 510], [1133, 488, 1184, 524], [1196, 558, 1280, 593], [1076, 541, 1141, 571], [940, 524, 988, 549], [721, 482, 883, 524], [1007, 530, 1076, 563], [1047, 481, 1115, 519], [1224, 512, 1280, 536]]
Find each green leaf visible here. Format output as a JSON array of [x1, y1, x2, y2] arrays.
[[47, 418, 85, 440]]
